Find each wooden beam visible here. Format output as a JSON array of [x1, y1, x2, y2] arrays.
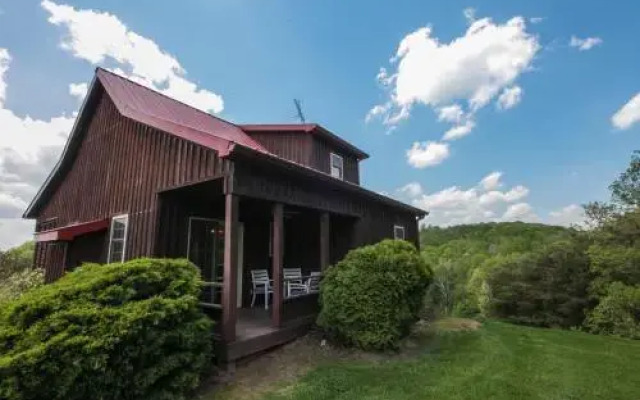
[[320, 212, 330, 271], [271, 203, 284, 327], [222, 193, 239, 342]]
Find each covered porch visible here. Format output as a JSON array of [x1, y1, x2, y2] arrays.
[[156, 177, 355, 361]]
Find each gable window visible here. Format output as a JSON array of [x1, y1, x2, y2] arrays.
[[107, 214, 128, 263], [330, 153, 344, 180], [393, 225, 405, 240]]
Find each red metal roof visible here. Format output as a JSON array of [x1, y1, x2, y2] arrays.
[[97, 68, 267, 156], [35, 218, 110, 242], [240, 123, 369, 159]]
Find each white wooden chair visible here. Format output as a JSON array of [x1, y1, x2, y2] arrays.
[[283, 268, 305, 297], [305, 271, 322, 293], [250, 269, 273, 310]]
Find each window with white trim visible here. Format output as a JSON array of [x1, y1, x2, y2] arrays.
[[330, 152, 344, 180], [393, 225, 405, 240], [107, 215, 128, 263]]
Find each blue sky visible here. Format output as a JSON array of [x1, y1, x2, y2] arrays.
[[0, 0, 639, 249]]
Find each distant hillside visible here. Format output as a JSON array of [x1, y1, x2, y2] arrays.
[[419, 222, 576, 317], [420, 222, 571, 252]]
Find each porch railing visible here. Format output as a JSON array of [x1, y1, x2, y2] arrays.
[[200, 281, 223, 309]]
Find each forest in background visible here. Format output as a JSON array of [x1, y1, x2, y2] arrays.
[[422, 151, 640, 339]]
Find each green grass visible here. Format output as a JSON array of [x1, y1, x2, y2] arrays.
[[260, 322, 640, 400]]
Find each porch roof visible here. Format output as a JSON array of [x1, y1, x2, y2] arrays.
[[227, 144, 428, 217], [35, 218, 110, 242]]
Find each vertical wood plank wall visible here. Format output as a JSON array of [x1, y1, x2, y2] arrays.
[[34, 87, 226, 269], [246, 131, 360, 185], [247, 132, 312, 167], [309, 137, 360, 185], [233, 162, 420, 249]]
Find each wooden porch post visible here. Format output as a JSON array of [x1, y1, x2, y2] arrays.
[[320, 212, 330, 271], [222, 193, 239, 342], [271, 203, 284, 327]]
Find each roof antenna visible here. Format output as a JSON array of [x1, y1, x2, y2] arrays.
[[293, 98, 306, 123]]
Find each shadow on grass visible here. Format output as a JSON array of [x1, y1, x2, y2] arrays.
[[194, 318, 476, 400]]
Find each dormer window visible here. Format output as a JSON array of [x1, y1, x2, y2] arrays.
[[330, 153, 344, 180]]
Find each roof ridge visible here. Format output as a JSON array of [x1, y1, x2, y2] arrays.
[[95, 67, 237, 129]]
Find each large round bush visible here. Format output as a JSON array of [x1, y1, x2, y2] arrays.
[[317, 239, 431, 350], [585, 282, 640, 339], [0, 258, 213, 400]]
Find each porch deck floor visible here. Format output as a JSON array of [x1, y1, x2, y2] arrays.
[[222, 308, 316, 362], [236, 308, 277, 341]]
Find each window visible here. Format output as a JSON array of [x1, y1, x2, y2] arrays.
[[107, 214, 128, 263], [330, 153, 344, 180], [393, 225, 405, 240]]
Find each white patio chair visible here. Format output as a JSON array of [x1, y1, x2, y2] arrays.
[[305, 271, 322, 293], [284, 268, 305, 297], [250, 269, 273, 310]]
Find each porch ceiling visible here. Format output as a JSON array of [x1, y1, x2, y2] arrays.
[[158, 178, 224, 203]]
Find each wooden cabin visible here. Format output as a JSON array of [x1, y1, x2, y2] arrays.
[[23, 68, 427, 361]]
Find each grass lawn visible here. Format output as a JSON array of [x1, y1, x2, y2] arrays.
[[247, 321, 640, 400]]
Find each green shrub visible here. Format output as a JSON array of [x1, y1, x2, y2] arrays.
[[0, 268, 44, 303], [317, 239, 432, 350], [0, 241, 34, 280], [585, 282, 640, 339], [0, 258, 213, 400], [485, 239, 592, 328]]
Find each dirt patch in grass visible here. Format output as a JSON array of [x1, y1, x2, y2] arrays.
[[195, 318, 480, 400], [433, 317, 482, 332], [195, 332, 353, 400]]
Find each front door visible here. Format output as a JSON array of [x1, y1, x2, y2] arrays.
[[188, 217, 224, 307], [187, 217, 244, 308]]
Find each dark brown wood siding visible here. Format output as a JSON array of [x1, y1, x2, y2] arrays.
[[247, 132, 312, 167], [310, 137, 359, 184], [232, 160, 419, 249], [246, 132, 360, 185], [34, 87, 227, 273]]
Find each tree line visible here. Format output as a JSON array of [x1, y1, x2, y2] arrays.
[[422, 150, 640, 339]]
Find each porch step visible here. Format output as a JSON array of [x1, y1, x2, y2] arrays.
[[216, 315, 315, 362]]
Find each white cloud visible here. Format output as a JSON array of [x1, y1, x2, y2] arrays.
[[0, 49, 75, 248], [529, 17, 544, 24], [398, 182, 423, 197], [406, 141, 450, 168], [395, 171, 557, 226], [548, 204, 584, 227], [41, 0, 224, 114], [496, 85, 522, 110], [396, 172, 584, 227], [369, 12, 539, 130], [463, 7, 476, 23], [69, 82, 88, 101], [443, 119, 475, 141], [0, 192, 28, 218], [502, 202, 538, 221], [365, 102, 391, 123], [479, 186, 529, 206], [437, 104, 464, 123], [369, 10, 539, 167], [0, 49, 9, 104], [479, 171, 502, 191], [569, 35, 603, 51], [397, 172, 534, 225], [612, 92, 640, 130], [0, 219, 35, 250]]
